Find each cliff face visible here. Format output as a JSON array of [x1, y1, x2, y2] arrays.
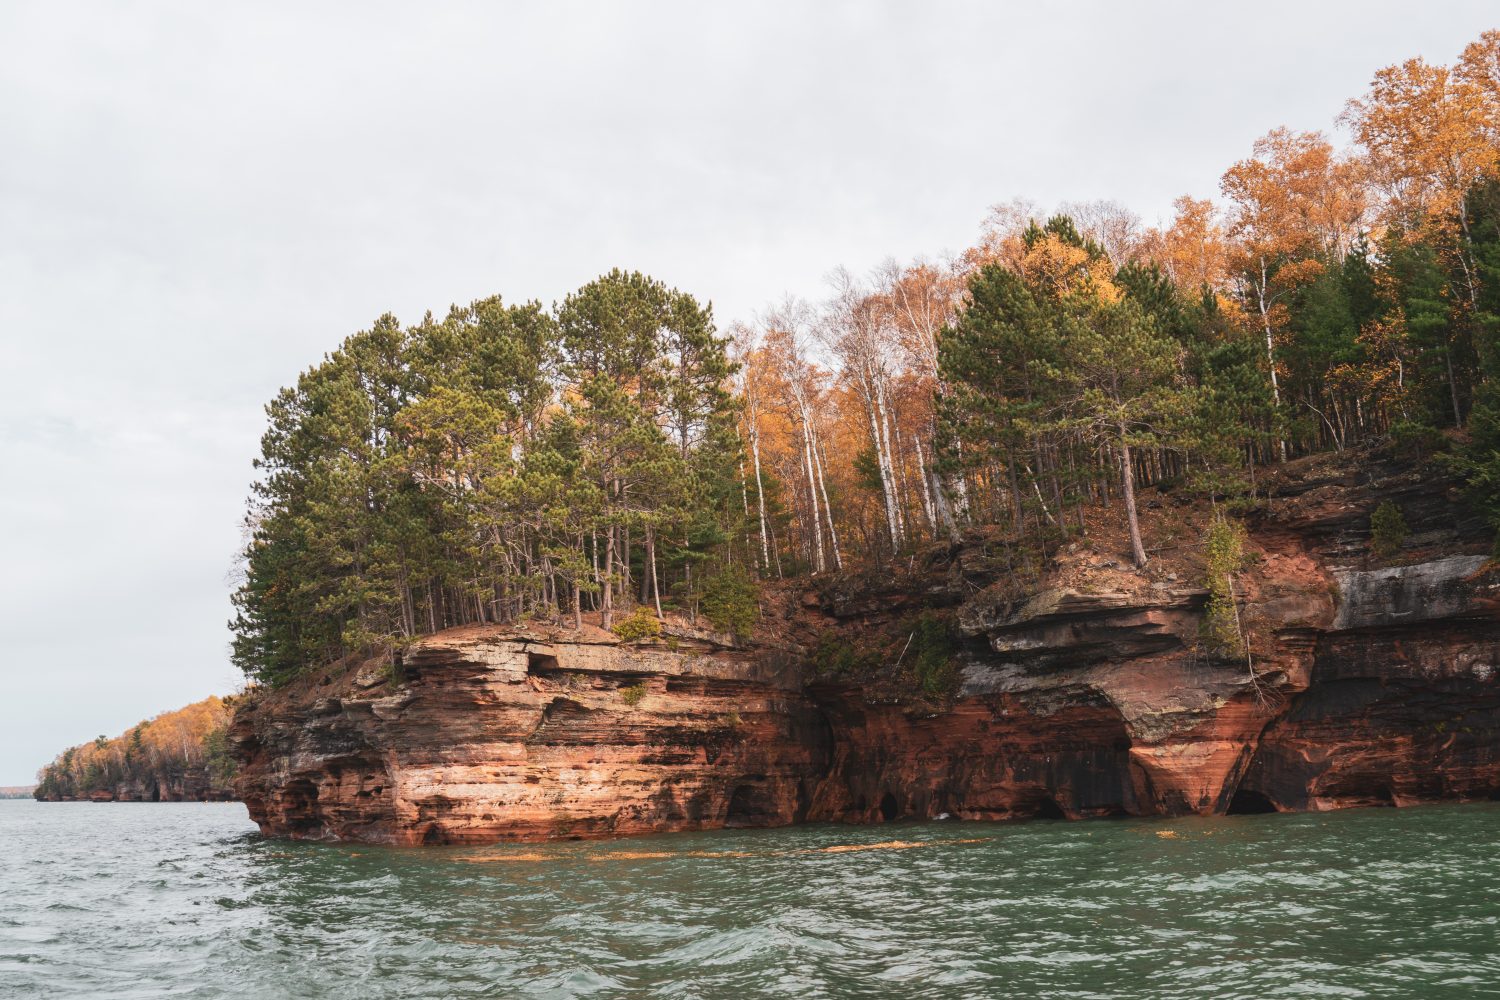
[[34, 774, 234, 802], [233, 450, 1500, 843], [232, 629, 830, 844]]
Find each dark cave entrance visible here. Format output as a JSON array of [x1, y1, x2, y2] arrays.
[[878, 792, 899, 822], [1226, 789, 1278, 815], [1032, 797, 1067, 821], [726, 783, 776, 827], [282, 779, 322, 834]]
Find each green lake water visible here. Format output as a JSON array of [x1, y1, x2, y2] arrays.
[[1, 799, 1497, 998]]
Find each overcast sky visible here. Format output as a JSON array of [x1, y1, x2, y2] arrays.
[[2, 2, 1495, 785]]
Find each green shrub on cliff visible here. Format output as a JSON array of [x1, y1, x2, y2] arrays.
[[612, 608, 662, 643], [809, 633, 882, 678], [204, 724, 237, 785], [1200, 515, 1249, 659], [620, 682, 648, 707], [1370, 500, 1409, 563], [903, 613, 959, 698], [700, 565, 759, 638]]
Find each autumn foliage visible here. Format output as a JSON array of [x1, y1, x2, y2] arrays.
[[34, 697, 234, 801], [229, 32, 1500, 684]]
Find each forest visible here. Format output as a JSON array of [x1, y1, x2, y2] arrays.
[[33, 698, 235, 800], [231, 32, 1500, 685]]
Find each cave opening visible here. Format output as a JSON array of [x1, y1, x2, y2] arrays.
[[879, 792, 899, 822], [526, 651, 561, 675], [282, 779, 321, 833], [1226, 789, 1278, 815], [1032, 797, 1067, 821], [726, 784, 772, 827], [795, 779, 812, 822]]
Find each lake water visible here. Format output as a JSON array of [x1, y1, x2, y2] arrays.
[[2, 800, 1498, 998]]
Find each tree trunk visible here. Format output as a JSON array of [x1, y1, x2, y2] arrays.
[[648, 527, 663, 618], [873, 381, 904, 549], [1257, 259, 1288, 462], [800, 416, 825, 573], [751, 421, 771, 573], [812, 428, 843, 570], [1446, 345, 1463, 428], [601, 524, 615, 630], [1119, 433, 1148, 568]]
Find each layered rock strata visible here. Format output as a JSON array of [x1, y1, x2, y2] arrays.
[[234, 451, 1500, 842], [233, 628, 830, 844], [34, 777, 234, 803]]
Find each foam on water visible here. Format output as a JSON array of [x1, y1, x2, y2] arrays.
[[2, 800, 1498, 998]]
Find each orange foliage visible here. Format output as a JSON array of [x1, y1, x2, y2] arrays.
[[36, 697, 232, 796], [737, 31, 1498, 575], [1345, 50, 1498, 231], [1137, 197, 1231, 292]]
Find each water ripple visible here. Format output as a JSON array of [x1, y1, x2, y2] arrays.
[[2, 801, 1499, 998]]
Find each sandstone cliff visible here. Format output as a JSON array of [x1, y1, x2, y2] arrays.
[[35, 774, 237, 803], [232, 448, 1500, 843]]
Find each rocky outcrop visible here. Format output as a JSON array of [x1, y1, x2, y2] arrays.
[[233, 448, 1500, 843], [232, 627, 830, 844], [34, 773, 234, 802]]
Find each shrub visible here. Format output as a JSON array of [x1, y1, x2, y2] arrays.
[[612, 608, 662, 643], [809, 633, 881, 678], [378, 657, 406, 686], [620, 682, 648, 707], [1200, 515, 1249, 657], [1370, 500, 1409, 563], [904, 612, 959, 698], [1390, 421, 1447, 460], [700, 565, 760, 638]]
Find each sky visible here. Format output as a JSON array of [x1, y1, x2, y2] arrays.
[[1, 1, 1495, 785]]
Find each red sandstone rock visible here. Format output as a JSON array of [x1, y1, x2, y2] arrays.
[[233, 449, 1500, 842], [232, 629, 829, 844]]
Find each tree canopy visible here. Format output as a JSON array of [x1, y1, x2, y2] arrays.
[[231, 31, 1500, 684]]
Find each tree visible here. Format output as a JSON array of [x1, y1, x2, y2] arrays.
[[1041, 295, 1195, 567], [825, 268, 906, 552], [1222, 129, 1362, 458], [232, 271, 739, 682], [938, 262, 1055, 536], [1137, 196, 1231, 293], [1346, 49, 1499, 425], [34, 698, 232, 800]]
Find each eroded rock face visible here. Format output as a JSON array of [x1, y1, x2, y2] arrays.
[[36, 775, 234, 803], [232, 629, 830, 844], [234, 450, 1500, 842]]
